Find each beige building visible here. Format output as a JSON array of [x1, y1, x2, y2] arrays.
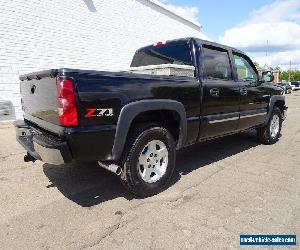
[[257, 69, 280, 83]]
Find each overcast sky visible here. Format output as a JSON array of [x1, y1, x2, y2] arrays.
[[159, 0, 300, 70]]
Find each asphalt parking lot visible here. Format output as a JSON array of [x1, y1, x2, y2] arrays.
[[0, 93, 299, 249]]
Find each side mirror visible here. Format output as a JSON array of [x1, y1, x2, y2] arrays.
[[262, 71, 274, 83]]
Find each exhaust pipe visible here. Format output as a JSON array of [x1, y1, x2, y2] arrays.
[[98, 161, 122, 176], [24, 153, 36, 163]]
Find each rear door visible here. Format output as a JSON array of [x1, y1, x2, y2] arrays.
[[199, 45, 240, 139], [232, 52, 268, 130]]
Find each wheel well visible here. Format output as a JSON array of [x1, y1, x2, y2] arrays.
[[274, 100, 285, 113], [128, 110, 181, 142]]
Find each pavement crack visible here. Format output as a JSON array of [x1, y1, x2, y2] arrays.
[[81, 221, 122, 249], [81, 211, 126, 249]]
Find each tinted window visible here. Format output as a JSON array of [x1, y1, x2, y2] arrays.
[[130, 43, 192, 67], [202, 46, 232, 80], [233, 53, 258, 83]]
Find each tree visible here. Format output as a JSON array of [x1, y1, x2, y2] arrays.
[[253, 62, 260, 70], [280, 70, 300, 81]]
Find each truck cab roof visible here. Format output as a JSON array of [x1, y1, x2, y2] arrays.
[[137, 37, 245, 55]]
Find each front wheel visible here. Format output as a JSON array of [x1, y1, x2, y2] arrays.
[[257, 107, 282, 144], [121, 125, 176, 197]]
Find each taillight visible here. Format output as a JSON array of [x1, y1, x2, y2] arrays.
[[56, 77, 78, 126]]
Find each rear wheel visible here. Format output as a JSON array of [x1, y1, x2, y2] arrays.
[[257, 107, 282, 144], [121, 124, 176, 197]]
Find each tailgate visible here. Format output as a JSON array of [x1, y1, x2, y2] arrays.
[[20, 70, 60, 126]]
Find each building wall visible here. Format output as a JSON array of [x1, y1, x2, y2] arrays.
[[0, 0, 204, 120]]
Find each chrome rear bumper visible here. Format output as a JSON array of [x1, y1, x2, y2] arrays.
[[14, 120, 72, 165]]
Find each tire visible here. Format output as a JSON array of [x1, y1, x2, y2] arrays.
[[120, 124, 176, 197], [257, 107, 282, 144]]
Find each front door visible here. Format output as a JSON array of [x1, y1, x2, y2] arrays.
[[232, 52, 268, 130], [199, 45, 240, 139]]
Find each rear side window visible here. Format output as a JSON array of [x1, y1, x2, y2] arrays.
[[130, 43, 192, 67], [202, 46, 232, 80]]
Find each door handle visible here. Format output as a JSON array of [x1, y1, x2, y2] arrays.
[[240, 88, 248, 96], [209, 88, 220, 97]]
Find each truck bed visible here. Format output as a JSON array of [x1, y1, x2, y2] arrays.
[[19, 68, 198, 135]]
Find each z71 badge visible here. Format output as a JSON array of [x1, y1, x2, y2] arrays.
[[84, 108, 114, 118]]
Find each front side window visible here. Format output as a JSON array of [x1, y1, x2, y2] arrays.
[[202, 46, 232, 80], [233, 54, 258, 83], [130, 42, 192, 67]]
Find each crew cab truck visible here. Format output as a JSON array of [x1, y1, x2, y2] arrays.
[[15, 38, 287, 197]]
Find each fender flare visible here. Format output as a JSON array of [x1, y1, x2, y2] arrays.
[[111, 99, 187, 161], [264, 95, 285, 125]]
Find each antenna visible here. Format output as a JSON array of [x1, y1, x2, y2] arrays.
[[264, 40, 269, 68], [289, 60, 291, 82]]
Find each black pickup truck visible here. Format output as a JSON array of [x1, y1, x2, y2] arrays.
[[15, 38, 287, 197]]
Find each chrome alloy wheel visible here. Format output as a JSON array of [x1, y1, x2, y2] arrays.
[[138, 140, 168, 183], [270, 114, 280, 138]]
